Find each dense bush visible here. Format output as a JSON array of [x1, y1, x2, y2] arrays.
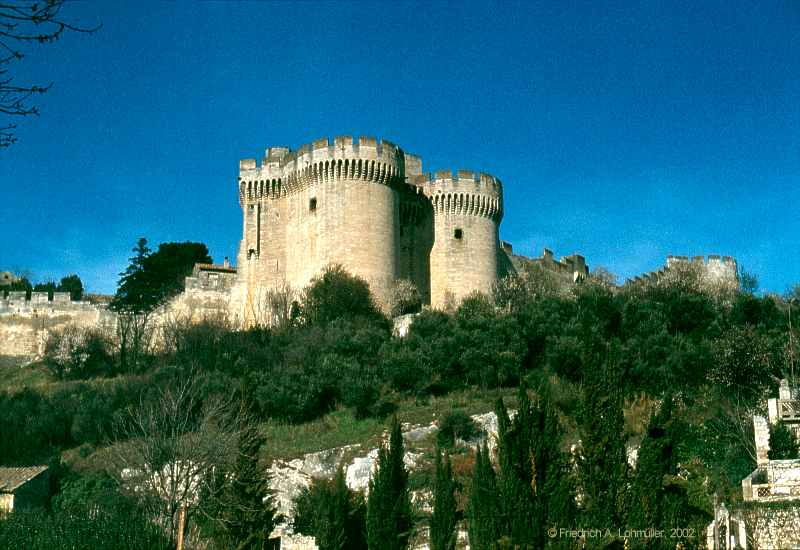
[[0, 378, 151, 464], [300, 264, 386, 327], [0, 472, 169, 550], [436, 409, 479, 449]]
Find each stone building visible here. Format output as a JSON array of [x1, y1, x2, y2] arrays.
[[232, 136, 505, 319], [712, 380, 800, 549], [0, 466, 49, 513]]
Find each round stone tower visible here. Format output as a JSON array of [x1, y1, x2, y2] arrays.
[[233, 136, 405, 318], [422, 169, 503, 309]]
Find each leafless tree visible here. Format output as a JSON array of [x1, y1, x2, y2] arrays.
[[115, 309, 154, 371], [1, 1, 99, 147], [108, 375, 263, 546], [705, 396, 759, 465], [244, 282, 295, 329], [389, 278, 422, 318]]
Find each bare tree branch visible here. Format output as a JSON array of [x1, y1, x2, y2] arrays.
[[0, 0, 100, 147]]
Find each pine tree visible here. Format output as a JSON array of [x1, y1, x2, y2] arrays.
[[430, 448, 457, 550], [367, 416, 412, 550], [467, 443, 501, 550], [112, 237, 152, 313]]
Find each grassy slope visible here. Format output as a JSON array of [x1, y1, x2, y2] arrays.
[[0, 357, 51, 393], [261, 386, 519, 461]]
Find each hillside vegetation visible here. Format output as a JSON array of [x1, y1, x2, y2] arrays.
[[1, 256, 799, 549]]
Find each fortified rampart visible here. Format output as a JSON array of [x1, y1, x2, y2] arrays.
[[0, 292, 114, 358], [626, 255, 738, 291], [233, 135, 505, 319], [501, 244, 589, 283]]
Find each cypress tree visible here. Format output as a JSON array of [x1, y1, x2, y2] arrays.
[[495, 386, 537, 546], [293, 467, 367, 550], [769, 420, 800, 460], [577, 344, 627, 529], [367, 416, 412, 550], [628, 398, 674, 533], [538, 385, 576, 538], [493, 382, 576, 549], [430, 448, 457, 550], [218, 422, 278, 550], [467, 443, 501, 550]]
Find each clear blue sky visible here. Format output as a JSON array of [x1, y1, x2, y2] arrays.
[[1, 1, 798, 295]]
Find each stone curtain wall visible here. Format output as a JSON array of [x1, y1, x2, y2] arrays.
[[0, 294, 114, 360], [0, 280, 235, 361]]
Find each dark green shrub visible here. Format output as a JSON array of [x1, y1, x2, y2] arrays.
[[0, 506, 169, 550], [437, 410, 478, 449], [769, 421, 799, 460]]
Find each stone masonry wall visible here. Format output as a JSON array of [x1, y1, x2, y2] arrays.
[[233, 136, 506, 320], [0, 293, 114, 360]]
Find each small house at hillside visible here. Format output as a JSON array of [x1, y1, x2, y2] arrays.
[[0, 466, 49, 513]]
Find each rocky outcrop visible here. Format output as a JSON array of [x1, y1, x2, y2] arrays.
[[268, 410, 509, 549]]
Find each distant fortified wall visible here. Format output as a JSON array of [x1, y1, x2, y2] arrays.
[[0, 262, 239, 362], [626, 254, 739, 291], [232, 135, 505, 319], [501, 243, 589, 283]]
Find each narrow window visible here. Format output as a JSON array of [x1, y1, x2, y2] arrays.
[[454, 228, 463, 240], [309, 197, 317, 211]]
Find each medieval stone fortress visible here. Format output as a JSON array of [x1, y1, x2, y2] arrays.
[[231, 135, 505, 318], [0, 134, 741, 357]]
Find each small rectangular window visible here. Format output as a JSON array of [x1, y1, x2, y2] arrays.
[[454, 228, 463, 240], [309, 197, 317, 211]]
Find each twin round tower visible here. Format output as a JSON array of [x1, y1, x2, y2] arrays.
[[232, 135, 505, 317]]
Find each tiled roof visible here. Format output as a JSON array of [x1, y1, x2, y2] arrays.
[[0, 466, 48, 492], [194, 263, 236, 274]]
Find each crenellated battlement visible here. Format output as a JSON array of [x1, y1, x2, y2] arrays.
[[0, 291, 107, 316], [416, 169, 503, 221], [238, 135, 408, 203]]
